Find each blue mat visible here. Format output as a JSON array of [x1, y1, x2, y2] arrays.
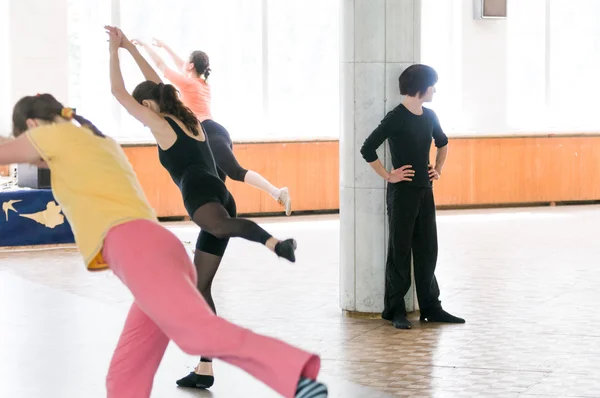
[[0, 189, 75, 247]]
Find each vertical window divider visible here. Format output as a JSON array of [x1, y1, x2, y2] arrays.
[[261, 0, 269, 138], [111, 0, 122, 137]]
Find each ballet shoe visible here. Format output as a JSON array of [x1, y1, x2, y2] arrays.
[[275, 239, 297, 262], [277, 187, 292, 216], [176, 372, 214, 389]]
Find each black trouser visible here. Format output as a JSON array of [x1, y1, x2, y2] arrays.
[[382, 184, 442, 319], [201, 119, 248, 183]]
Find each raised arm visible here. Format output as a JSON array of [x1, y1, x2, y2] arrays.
[[105, 27, 166, 132], [129, 46, 162, 84], [106, 28, 161, 84], [154, 39, 186, 72], [133, 39, 168, 73], [135, 39, 191, 89]]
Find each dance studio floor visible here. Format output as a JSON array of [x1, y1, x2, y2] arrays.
[[2, 206, 600, 397]]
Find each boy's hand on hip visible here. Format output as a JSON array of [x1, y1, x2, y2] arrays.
[[388, 165, 415, 183], [429, 165, 441, 181]]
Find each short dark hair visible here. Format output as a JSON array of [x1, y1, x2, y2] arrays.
[[399, 64, 438, 97]]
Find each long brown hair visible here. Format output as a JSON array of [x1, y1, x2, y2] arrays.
[[12, 94, 104, 137], [132, 81, 201, 136]]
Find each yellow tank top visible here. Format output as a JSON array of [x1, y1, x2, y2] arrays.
[[26, 123, 157, 270]]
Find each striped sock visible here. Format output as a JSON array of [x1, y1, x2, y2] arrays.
[[295, 378, 328, 398]]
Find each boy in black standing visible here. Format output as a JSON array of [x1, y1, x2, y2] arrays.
[[360, 64, 465, 329]]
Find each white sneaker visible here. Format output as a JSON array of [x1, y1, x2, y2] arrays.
[[277, 187, 292, 216]]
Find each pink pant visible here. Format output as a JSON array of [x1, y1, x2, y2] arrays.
[[103, 220, 320, 398]]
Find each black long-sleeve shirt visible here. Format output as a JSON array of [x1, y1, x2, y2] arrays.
[[360, 104, 448, 188]]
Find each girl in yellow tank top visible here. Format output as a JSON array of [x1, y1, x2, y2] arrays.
[[0, 90, 327, 398]]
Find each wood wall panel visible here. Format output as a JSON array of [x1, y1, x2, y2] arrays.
[[122, 146, 186, 217], [123, 136, 600, 217], [432, 136, 600, 206], [226, 141, 340, 214], [123, 140, 339, 217]]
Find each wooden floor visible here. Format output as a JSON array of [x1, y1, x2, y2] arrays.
[[1, 207, 600, 397]]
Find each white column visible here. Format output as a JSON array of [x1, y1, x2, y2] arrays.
[[8, 0, 70, 105], [340, 0, 421, 315]]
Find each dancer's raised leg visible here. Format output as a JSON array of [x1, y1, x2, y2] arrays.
[[192, 200, 297, 262], [204, 120, 292, 216]]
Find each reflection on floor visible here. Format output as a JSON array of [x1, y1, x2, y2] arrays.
[[2, 206, 600, 397]]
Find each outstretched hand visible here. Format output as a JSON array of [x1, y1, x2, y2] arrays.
[[104, 25, 121, 53], [104, 25, 135, 51], [152, 38, 165, 48]]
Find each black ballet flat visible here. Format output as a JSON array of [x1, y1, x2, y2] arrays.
[[275, 239, 297, 263], [176, 372, 215, 389]]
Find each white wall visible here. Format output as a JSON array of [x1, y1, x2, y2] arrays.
[[423, 0, 600, 135], [422, 0, 509, 135], [459, 0, 508, 134], [8, 0, 69, 125], [0, 0, 10, 136]]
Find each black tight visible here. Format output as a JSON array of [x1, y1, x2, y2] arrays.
[[193, 201, 272, 256], [194, 250, 222, 314], [192, 197, 273, 364], [191, 196, 272, 318], [202, 119, 248, 183], [194, 249, 223, 364]]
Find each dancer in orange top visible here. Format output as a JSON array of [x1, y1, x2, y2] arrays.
[[134, 38, 293, 216]]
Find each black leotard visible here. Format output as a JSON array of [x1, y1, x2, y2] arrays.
[[158, 117, 232, 217]]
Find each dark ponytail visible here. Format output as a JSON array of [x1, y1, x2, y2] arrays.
[[189, 50, 211, 80], [132, 81, 201, 136], [12, 94, 104, 138], [72, 113, 105, 138]]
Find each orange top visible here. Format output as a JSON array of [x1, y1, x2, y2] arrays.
[[164, 67, 213, 122]]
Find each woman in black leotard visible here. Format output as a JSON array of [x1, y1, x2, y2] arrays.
[[107, 27, 297, 390], [133, 38, 293, 217]]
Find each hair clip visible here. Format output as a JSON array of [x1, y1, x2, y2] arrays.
[[61, 107, 74, 120]]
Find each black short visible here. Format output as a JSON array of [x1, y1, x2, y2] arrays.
[[180, 168, 234, 219]]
